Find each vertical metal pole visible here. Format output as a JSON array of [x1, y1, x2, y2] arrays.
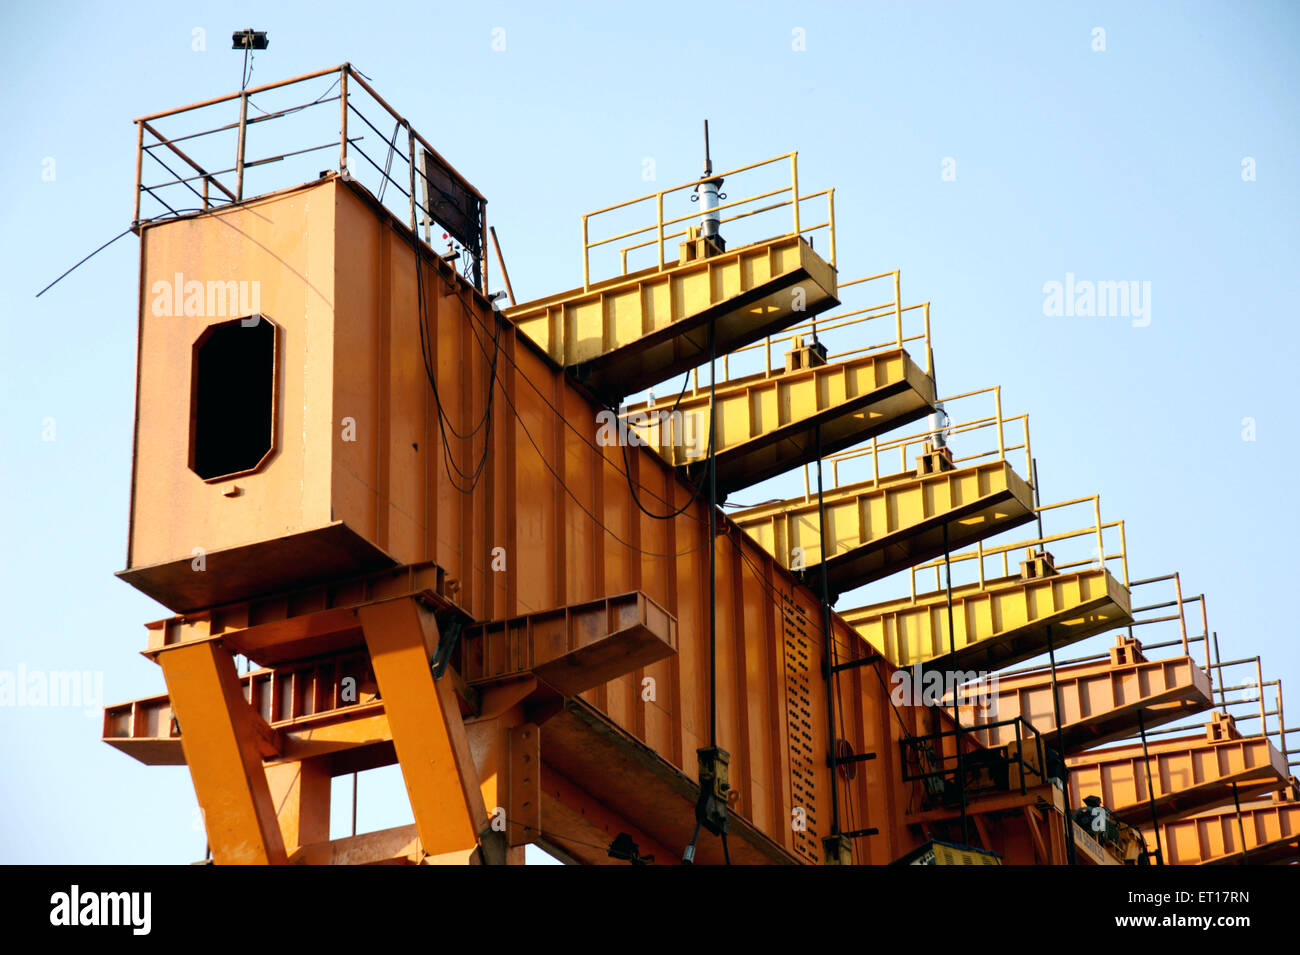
[[582, 215, 591, 290], [1117, 519, 1129, 587], [1031, 459, 1045, 541], [924, 303, 934, 378], [1256, 657, 1267, 735], [994, 386, 1005, 460], [406, 125, 417, 233], [827, 187, 836, 267], [893, 271, 903, 348], [708, 320, 717, 749], [942, 519, 967, 845], [1093, 496, 1104, 571], [790, 153, 800, 238], [1277, 685, 1290, 782], [1137, 710, 1163, 865], [351, 771, 358, 837], [1231, 782, 1249, 864], [1212, 631, 1225, 711], [1174, 572, 1188, 656], [480, 203, 490, 294], [133, 121, 144, 225], [235, 91, 248, 201], [1045, 622, 1076, 865], [656, 192, 665, 271], [339, 67, 349, 174], [815, 424, 841, 843]]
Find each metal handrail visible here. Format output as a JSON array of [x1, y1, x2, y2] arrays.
[[580, 152, 835, 290], [902, 495, 1128, 598], [900, 716, 1049, 799], [799, 386, 1031, 498], [132, 63, 491, 294]]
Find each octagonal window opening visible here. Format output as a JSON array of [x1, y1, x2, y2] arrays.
[[189, 315, 278, 482]]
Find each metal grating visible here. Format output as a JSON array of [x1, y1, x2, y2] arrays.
[[782, 593, 820, 863]]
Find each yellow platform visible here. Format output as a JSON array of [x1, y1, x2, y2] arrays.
[[734, 459, 1035, 596], [507, 235, 838, 402], [842, 565, 1133, 673], [622, 347, 936, 495]]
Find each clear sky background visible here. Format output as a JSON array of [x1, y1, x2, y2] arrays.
[[1, 0, 1297, 864]]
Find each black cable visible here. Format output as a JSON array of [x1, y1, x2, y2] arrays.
[[375, 119, 401, 205], [410, 233, 500, 494], [708, 320, 719, 749], [453, 295, 711, 560], [35, 226, 136, 298]]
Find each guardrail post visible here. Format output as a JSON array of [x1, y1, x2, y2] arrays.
[[656, 191, 665, 271], [924, 302, 934, 377], [235, 91, 248, 201], [1173, 572, 1187, 655], [1093, 497, 1104, 571], [894, 270, 903, 349], [582, 215, 591, 291], [790, 152, 800, 238], [828, 187, 836, 267], [1118, 520, 1129, 588], [406, 124, 418, 232], [339, 67, 349, 174], [133, 121, 144, 225], [994, 386, 1005, 460]]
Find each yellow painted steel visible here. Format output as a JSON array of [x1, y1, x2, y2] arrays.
[[733, 459, 1035, 593], [507, 235, 838, 398], [623, 347, 936, 493], [842, 566, 1133, 673]]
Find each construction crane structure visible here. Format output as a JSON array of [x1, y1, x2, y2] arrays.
[[102, 64, 1299, 865]]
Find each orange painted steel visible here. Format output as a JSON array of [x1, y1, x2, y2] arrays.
[[114, 64, 1231, 860], [1156, 793, 1300, 865], [357, 597, 492, 859], [155, 639, 288, 864], [964, 636, 1215, 753], [1067, 715, 1291, 826]]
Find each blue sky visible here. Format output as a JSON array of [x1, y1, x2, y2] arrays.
[[1, 1, 1296, 864]]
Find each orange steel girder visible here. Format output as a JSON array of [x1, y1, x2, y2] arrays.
[[963, 639, 1215, 754], [1067, 717, 1290, 826], [156, 640, 288, 864], [356, 597, 494, 859], [114, 175, 1065, 865]]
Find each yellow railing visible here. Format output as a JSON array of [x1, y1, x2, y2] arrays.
[[904, 494, 1129, 600], [795, 385, 1030, 498], [581, 152, 835, 290], [657, 269, 930, 393]]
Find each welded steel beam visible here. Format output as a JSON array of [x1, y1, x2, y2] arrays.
[[843, 567, 1133, 673], [734, 459, 1034, 596]]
